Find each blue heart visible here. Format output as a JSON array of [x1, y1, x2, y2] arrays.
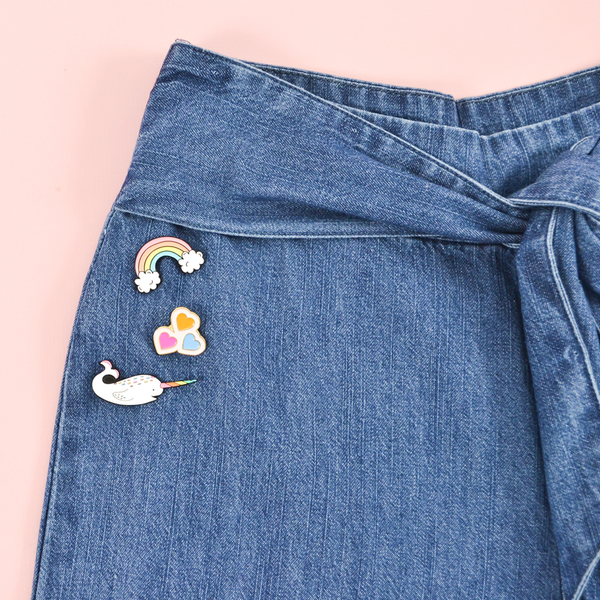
[[182, 333, 201, 351]]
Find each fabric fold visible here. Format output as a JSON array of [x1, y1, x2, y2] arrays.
[[513, 136, 600, 600]]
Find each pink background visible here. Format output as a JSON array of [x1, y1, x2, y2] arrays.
[[2, 1, 600, 597]]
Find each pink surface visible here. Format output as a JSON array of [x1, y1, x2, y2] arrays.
[[2, 1, 600, 597]]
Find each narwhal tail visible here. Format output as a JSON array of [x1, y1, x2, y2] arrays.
[[161, 379, 197, 388]]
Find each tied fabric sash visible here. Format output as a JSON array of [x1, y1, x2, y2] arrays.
[[513, 135, 600, 600]]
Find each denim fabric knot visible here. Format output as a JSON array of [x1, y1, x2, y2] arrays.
[[512, 133, 600, 218], [513, 132, 600, 600]]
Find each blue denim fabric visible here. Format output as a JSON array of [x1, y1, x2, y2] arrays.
[[31, 41, 600, 599]]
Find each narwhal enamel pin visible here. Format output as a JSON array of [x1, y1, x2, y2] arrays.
[[92, 360, 195, 406]]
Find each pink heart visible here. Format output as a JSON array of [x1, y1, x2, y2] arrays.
[[159, 331, 178, 349]]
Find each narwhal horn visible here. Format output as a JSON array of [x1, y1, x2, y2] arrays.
[[160, 379, 197, 388]]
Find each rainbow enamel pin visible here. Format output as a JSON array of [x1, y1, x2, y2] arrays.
[[134, 236, 204, 293], [153, 307, 207, 356], [92, 360, 195, 406]]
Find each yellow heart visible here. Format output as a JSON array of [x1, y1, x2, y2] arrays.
[[176, 313, 195, 331]]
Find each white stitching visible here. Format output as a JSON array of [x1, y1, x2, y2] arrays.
[[571, 544, 600, 600], [547, 208, 600, 404]]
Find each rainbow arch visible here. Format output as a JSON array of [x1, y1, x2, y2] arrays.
[[135, 237, 192, 275]]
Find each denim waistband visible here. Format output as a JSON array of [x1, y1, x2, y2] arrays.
[[246, 55, 600, 135], [114, 41, 600, 241]]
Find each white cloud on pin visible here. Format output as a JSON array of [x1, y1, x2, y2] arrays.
[[179, 250, 204, 274], [135, 270, 161, 293]]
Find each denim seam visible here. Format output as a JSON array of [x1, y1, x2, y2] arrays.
[[113, 206, 519, 245], [30, 209, 116, 600], [247, 65, 451, 99], [571, 544, 600, 600], [175, 43, 452, 101], [487, 105, 600, 141], [547, 209, 600, 402], [514, 198, 600, 219], [570, 136, 595, 152], [310, 92, 600, 139], [458, 66, 600, 105]]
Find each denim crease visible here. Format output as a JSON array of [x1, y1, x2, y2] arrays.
[[31, 41, 600, 600]]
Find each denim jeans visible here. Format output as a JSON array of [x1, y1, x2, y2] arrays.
[[31, 41, 600, 599]]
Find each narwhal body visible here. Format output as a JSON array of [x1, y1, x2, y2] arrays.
[[92, 360, 195, 406]]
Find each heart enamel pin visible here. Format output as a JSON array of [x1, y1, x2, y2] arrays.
[[153, 307, 207, 356]]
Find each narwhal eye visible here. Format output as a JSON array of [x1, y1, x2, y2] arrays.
[[102, 374, 118, 384]]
